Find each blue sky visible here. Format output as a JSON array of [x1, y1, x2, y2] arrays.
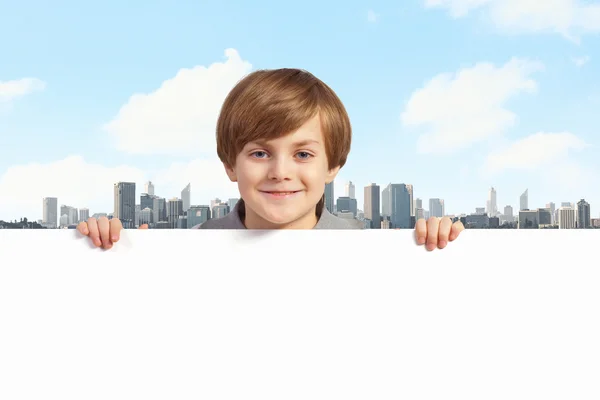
[[1, 0, 599, 221]]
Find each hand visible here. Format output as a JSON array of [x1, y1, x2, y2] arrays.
[[77, 216, 148, 249], [414, 217, 464, 251]]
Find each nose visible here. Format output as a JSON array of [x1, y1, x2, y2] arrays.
[[267, 156, 293, 181]]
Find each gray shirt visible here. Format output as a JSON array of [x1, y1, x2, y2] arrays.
[[192, 200, 363, 229]]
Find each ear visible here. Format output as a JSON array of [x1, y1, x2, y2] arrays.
[[224, 163, 238, 182], [325, 165, 341, 184]]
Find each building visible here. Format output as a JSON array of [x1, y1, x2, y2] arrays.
[[520, 189, 528, 211], [325, 181, 334, 213], [42, 197, 58, 228], [381, 185, 390, 217], [487, 187, 497, 217], [181, 183, 191, 213], [167, 198, 184, 228], [387, 183, 411, 229], [212, 203, 230, 219], [79, 208, 89, 223], [518, 209, 538, 229], [114, 182, 136, 228], [558, 207, 576, 229], [406, 184, 414, 217], [187, 205, 211, 228], [345, 181, 355, 199], [429, 198, 445, 218], [364, 183, 380, 229], [144, 181, 155, 195], [577, 199, 591, 229], [336, 196, 357, 217], [152, 197, 167, 224], [536, 208, 552, 227]]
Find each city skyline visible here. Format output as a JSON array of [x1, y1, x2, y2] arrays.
[[32, 179, 598, 230], [1, 1, 599, 221]]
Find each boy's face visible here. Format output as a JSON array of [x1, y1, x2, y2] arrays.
[[224, 114, 340, 229]]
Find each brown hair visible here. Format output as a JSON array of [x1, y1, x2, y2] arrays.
[[216, 68, 352, 171]]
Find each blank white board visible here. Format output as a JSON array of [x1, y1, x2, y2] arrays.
[[0, 229, 598, 399]]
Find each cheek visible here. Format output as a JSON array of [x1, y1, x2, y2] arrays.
[[300, 164, 329, 188], [235, 162, 264, 189]]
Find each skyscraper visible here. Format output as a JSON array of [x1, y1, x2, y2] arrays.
[[345, 181, 355, 199], [429, 198, 445, 218], [520, 189, 528, 211], [364, 183, 380, 229], [114, 182, 136, 228], [414, 198, 424, 220], [145, 181, 155, 195], [577, 199, 590, 229], [487, 187, 497, 216], [325, 181, 334, 213], [43, 197, 58, 228], [167, 197, 184, 229], [504, 205, 514, 222], [406, 184, 414, 217], [389, 184, 411, 229], [181, 183, 191, 213], [79, 208, 89, 223], [546, 202, 556, 224], [382, 185, 390, 217]]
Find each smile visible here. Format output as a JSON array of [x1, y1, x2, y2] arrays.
[[260, 190, 301, 198]]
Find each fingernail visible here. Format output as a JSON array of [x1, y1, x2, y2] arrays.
[[438, 240, 447, 248], [418, 236, 426, 244], [427, 242, 436, 251], [112, 236, 118, 242]]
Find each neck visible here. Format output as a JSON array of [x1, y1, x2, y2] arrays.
[[238, 200, 321, 229]]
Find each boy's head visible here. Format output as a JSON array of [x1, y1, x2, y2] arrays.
[[216, 68, 352, 228]]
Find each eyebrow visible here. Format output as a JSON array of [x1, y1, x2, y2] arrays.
[[293, 139, 321, 147], [251, 139, 321, 147]]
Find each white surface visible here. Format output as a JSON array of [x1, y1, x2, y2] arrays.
[[0, 229, 598, 399]]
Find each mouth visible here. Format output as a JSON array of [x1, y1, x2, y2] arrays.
[[259, 190, 302, 197]]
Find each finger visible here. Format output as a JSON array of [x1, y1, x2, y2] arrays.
[[414, 218, 427, 245], [77, 221, 89, 236], [86, 218, 102, 247], [449, 221, 465, 241], [437, 217, 453, 249], [139, 224, 149, 230], [426, 217, 440, 251], [110, 218, 123, 243], [97, 216, 111, 249]]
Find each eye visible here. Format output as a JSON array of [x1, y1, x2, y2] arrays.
[[250, 151, 269, 159], [296, 151, 313, 160]]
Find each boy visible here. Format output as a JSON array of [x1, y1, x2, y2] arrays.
[[78, 68, 464, 249]]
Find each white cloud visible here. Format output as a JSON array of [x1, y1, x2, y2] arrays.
[[0, 156, 145, 221], [401, 58, 543, 154], [482, 132, 589, 175], [0, 78, 46, 102], [424, 0, 600, 40], [367, 10, 379, 23], [0, 156, 240, 221], [103, 48, 253, 156], [545, 160, 593, 191], [152, 158, 239, 206], [572, 55, 590, 67]]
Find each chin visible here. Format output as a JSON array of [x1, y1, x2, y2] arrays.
[[260, 210, 300, 226]]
